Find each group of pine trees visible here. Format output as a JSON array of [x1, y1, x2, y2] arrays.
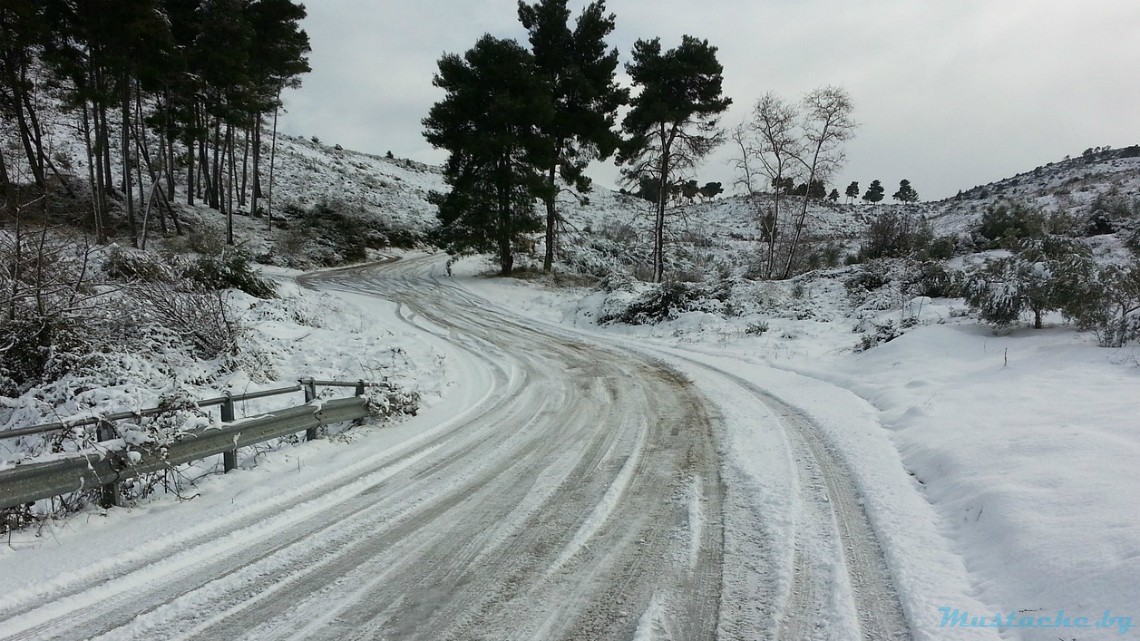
[[843, 179, 918, 204], [424, 0, 730, 282], [0, 0, 311, 247]]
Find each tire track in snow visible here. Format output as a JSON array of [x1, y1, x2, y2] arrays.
[[652, 350, 912, 640], [0, 255, 727, 641]]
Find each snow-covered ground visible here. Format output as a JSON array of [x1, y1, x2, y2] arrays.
[[5, 112, 1139, 639], [1, 249, 1136, 639], [460, 257, 1140, 640]]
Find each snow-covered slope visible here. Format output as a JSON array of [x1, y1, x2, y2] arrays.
[[264, 133, 444, 235]]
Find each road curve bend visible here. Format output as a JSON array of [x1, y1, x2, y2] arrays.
[[0, 255, 725, 641]]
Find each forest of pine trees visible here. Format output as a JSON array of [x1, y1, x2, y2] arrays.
[[0, 0, 311, 247]]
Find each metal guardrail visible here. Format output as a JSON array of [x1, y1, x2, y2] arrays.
[[0, 378, 380, 511]]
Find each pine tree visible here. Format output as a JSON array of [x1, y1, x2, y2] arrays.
[[863, 179, 884, 203], [619, 36, 730, 283], [699, 181, 723, 200], [423, 36, 554, 276], [0, 0, 49, 190], [845, 181, 859, 203], [244, 0, 311, 224], [893, 178, 919, 203], [518, 0, 626, 272], [43, 0, 172, 245]]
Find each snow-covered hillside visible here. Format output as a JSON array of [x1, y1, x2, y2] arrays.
[[263, 133, 444, 235], [5, 113, 1140, 639]]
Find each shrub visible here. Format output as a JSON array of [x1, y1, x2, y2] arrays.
[[860, 211, 933, 259], [853, 319, 902, 352], [104, 245, 170, 282], [1, 227, 110, 394], [599, 281, 731, 325], [845, 262, 890, 294], [279, 202, 388, 266], [1067, 262, 1140, 347], [962, 236, 1095, 329], [128, 282, 240, 358], [108, 245, 276, 299], [977, 201, 1046, 248], [184, 250, 276, 299], [745, 321, 769, 335], [927, 236, 957, 260], [906, 261, 955, 298]]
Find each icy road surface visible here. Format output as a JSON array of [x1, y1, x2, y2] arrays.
[[0, 255, 915, 640]]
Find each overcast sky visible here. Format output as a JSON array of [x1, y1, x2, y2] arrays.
[[278, 0, 1140, 201]]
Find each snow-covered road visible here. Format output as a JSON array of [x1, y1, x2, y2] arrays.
[[0, 254, 945, 640], [0, 255, 724, 640]]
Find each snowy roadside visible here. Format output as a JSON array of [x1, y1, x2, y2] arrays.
[[1, 262, 451, 528], [457, 259, 1140, 641]]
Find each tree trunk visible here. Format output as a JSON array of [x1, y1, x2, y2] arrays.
[[154, 182, 181, 236], [239, 118, 250, 209], [98, 104, 113, 196], [0, 145, 13, 215], [81, 103, 106, 244], [134, 90, 166, 237], [783, 144, 822, 279], [185, 138, 195, 206], [21, 79, 47, 187], [165, 133, 176, 202], [543, 164, 557, 272], [251, 113, 261, 223], [121, 78, 137, 247], [225, 123, 234, 244], [12, 84, 46, 189], [198, 135, 212, 206], [210, 117, 222, 209], [267, 104, 279, 223], [134, 81, 147, 215], [653, 143, 669, 284], [497, 157, 513, 276]]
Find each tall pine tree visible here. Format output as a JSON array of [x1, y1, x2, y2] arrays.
[[619, 36, 730, 282], [863, 179, 885, 203], [518, 0, 626, 272], [423, 36, 554, 276]]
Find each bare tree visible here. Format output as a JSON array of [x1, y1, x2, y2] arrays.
[[733, 92, 802, 279], [783, 86, 856, 278]]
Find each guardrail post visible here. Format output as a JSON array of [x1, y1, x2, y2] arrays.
[[96, 419, 122, 508], [355, 380, 366, 396], [221, 393, 237, 473], [302, 378, 320, 441]]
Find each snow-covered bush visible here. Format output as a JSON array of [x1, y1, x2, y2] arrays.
[[363, 384, 421, 419], [860, 210, 933, 260], [599, 280, 732, 325], [1067, 262, 1140, 347], [276, 201, 421, 268], [0, 227, 113, 395], [976, 200, 1046, 249], [853, 318, 906, 352], [904, 261, 956, 299], [129, 282, 240, 359], [961, 236, 1096, 330], [183, 251, 276, 299], [844, 261, 891, 295]]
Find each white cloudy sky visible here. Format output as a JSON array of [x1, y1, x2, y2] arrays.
[[278, 0, 1140, 201]]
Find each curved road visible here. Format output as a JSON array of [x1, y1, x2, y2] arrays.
[[0, 255, 724, 641], [0, 255, 911, 640]]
